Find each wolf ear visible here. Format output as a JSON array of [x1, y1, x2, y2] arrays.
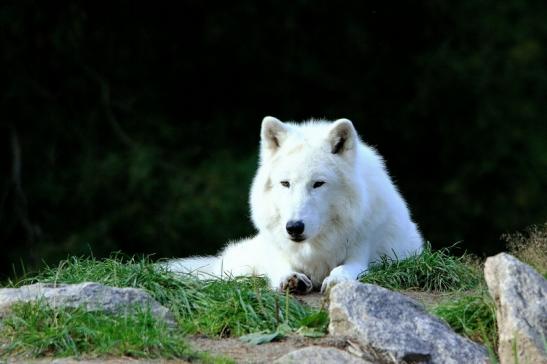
[[261, 116, 288, 155], [328, 118, 357, 155]]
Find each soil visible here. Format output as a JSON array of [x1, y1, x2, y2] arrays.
[[188, 334, 349, 364], [400, 289, 463, 309]]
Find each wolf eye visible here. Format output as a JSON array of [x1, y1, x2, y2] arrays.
[[313, 181, 325, 188], [280, 181, 290, 188]]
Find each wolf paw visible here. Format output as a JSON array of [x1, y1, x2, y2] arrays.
[[279, 272, 313, 294], [320, 274, 352, 294]]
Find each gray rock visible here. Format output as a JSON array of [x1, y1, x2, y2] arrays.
[[275, 346, 372, 364], [0, 282, 175, 326], [328, 281, 489, 364], [484, 253, 547, 364]]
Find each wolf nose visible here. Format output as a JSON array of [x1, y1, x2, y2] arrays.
[[286, 220, 305, 236]]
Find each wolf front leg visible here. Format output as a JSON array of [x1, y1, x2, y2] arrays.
[[263, 258, 313, 294], [256, 249, 312, 294], [320, 245, 370, 293]]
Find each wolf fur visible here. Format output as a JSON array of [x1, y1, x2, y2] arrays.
[[167, 117, 423, 293]]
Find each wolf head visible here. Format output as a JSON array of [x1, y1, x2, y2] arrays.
[[250, 116, 364, 246]]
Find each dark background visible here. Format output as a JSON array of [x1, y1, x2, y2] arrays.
[[1, 1, 546, 278]]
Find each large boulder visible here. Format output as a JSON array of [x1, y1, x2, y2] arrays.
[[328, 281, 489, 364], [0, 282, 175, 326], [484, 253, 547, 364]]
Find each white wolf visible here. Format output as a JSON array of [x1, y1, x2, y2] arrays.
[[168, 117, 423, 293]]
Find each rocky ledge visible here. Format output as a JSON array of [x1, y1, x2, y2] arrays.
[[1, 254, 545, 363], [0, 282, 175, 326], [328, 281, 489, 363], [485, 253, 547, 364]]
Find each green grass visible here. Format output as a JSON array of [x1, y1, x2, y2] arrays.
[[2, 254, 325, 359], [432, 290, 498, 360], [177, 277, 317, 336], [1, 301, 193, 359], [359, 243, 481, 291]]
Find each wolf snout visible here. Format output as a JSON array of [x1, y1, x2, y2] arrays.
[[286, 220, 305, 241]]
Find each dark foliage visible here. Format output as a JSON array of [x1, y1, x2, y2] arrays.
[[1, 1, 546, 276]]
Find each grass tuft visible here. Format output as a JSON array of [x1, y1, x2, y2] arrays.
[[503, 222, 547, 277], [432, 290, 498, 357], [0, 301, 198, 360], [359, 243, 481, 291], [177, 276, 316, 337]]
